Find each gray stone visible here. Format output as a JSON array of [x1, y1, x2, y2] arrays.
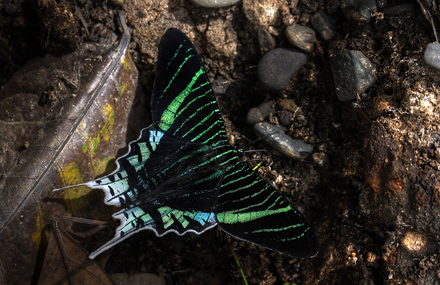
[[247, 107, 264, 125], [111, 273, 167, 285], [329, 50, 375, 101], [341, 0, 377, 22], [257, 48, 307, 91], [254, 122, 313, 160], [376, 0, 387, 9], [5, 3, 17, 15], [246, 101, 277, 125], [424, 43, 440, 71], [310, 10, 336, 41], [422, 0, 432, 9], [258, 100, 277, 117], [257, 28, 276, 54], [279, 111, 296, 127], [285, 25, 316, 53], [191, 0, 241, 8]]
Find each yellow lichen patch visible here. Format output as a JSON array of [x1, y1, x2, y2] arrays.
[[81, 103, 114, 158], [119, 83, 127, 95], [81, 143, 88, 154], [58, 161, 86, 190], [121, 54, 132, 71], [93, 155, 116, 178], [58, 161, 92, 215], [101, 103, 114, 142]]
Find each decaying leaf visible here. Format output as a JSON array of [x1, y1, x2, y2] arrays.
[[0, 12, 147, 284], [37, 220, 114, 285]]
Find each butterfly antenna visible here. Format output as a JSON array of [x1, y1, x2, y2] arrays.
[[242, 129, 283, 148]]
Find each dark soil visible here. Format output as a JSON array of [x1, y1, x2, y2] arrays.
[[1, 0, 440, 284]]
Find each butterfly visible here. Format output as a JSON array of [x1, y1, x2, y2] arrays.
[[56, 28, 318, 259]]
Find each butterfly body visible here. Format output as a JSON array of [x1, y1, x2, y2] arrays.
[[57, 28, 318, 259]]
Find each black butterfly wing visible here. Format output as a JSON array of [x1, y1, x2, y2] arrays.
[[89, 154, 224, 259], [151, 28, 227, 145], [216, 163, 319, 258], [59, 28, 318, 260], [84, 125, 188, 207], [79, 29, 230, 258]]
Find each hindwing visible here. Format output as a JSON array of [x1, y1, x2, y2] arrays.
[[216, 163, 318, 258]]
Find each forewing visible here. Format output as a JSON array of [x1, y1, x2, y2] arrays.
[[215, 163, 319, 258], [152, 28, 227, 145]]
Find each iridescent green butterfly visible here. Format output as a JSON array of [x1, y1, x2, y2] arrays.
[[57, 28, 318, 259]]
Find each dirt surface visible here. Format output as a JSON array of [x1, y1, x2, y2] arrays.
[[1, 0, 440, 284]]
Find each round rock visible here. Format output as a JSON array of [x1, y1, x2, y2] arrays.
[[254, 122, 313, 160], [285, 25, 316, 53], [246, 101, 277, 125], [341, 0, 377, 22], [310, 10, 336, 41], [5, 3, 17, 15], [258, 28, 276, 54], [424, 43, 440, 71], [191, 0, 240, 8], [329, 50, 375, 101], [111, 273, 166, 285], [258, 48, 307, 91]]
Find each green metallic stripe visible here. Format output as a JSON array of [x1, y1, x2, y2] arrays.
[[216, 204, 292, 224], [219, 165, 255, 191], [190, 119, 222, 142], [172, 85, 211, 122], [218, 154, 239, 166], [250, 222, 303, 233], [279, 227, 311, 241], [167, 43, 185, 69], [180, 108, 218, 139], [172, 90, 215, 135], [178, 147, 233, 177], [228, 183, 278, 207], [160, 51, 193, 99], [236, 189, 277, 211], [202, 129, 227, 144], [192, 169, 224, 185], [159, 68, 204, 131]]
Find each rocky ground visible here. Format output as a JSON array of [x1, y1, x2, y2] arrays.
[[1, 0, 440, 284]]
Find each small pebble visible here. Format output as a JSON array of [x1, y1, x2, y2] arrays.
[[376, 0, 386, 9], [111, 273, 167, 285], [285, 25, 316, 53], [247, 107, 264, 125], [254, 122, 313, 160], [278, 98, 303, 116], [329, 50, 375, 101], [310, 10, 336, 41], [5, 3, 17, 15], [279, 111, 296, 127], [246, 101, 277, 125], [191, 0, 240, 8], [422, 0, 432, 9], [383, 2, 416, 16], [341, 0, 377, 22], [312, 152, 328, 167], [402, 232, 427, 252], [257, 48, 307, 91], [424, 43, 440, 70], [258, 28, 276, 54]]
